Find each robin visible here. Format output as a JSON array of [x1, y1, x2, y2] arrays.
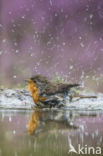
[[25, 75, 80, 108]]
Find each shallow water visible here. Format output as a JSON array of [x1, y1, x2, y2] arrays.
[[0, 109, 103, 156]]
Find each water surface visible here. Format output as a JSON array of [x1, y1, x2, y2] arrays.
[[0, 109, 103, 156]]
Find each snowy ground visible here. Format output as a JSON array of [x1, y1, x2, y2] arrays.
[[0, 89, 103, 110]]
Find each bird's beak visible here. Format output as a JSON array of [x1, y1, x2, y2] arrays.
[[24, 79, 29, 83]]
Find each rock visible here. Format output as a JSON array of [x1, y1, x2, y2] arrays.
[[0, 89, 103, 110], [0, 89, 34, 109], [66, 93, 103, 110]]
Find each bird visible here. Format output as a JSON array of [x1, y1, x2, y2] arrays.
[[25, 75, 79, 108]]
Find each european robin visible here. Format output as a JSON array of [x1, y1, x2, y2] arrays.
[[25, 75, 79, 108]]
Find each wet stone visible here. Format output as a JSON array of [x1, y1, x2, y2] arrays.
[[0, 89, 103, 110]]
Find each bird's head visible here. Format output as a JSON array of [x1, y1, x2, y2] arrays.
[[25, 75, 48, 94], [29, 75, 48, 85]]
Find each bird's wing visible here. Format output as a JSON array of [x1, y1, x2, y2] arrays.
[[41, 83, 79, 95], [56, 83, 79, 93]]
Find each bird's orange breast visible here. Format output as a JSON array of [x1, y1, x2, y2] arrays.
[[28, 79, 39, 105], [28, 79, 47, 106]]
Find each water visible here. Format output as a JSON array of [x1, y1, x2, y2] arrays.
[[0, 109, 103, 156]]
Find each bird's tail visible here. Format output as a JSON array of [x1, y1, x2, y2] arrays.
[[67, 84, 80, 88], [69, 95, 97, 102], [73, 95, 97, 98]]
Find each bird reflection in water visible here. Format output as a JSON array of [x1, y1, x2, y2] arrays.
[[28, 109, 78, 135], [28, 109, 39, 135]]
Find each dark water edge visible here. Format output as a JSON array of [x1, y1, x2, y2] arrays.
[[0, 109, 103, 156]]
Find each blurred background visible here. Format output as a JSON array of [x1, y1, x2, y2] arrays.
[[0, 0, 103, 92]]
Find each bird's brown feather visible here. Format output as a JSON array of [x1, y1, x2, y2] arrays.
[[41, 83, 79, 95]]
